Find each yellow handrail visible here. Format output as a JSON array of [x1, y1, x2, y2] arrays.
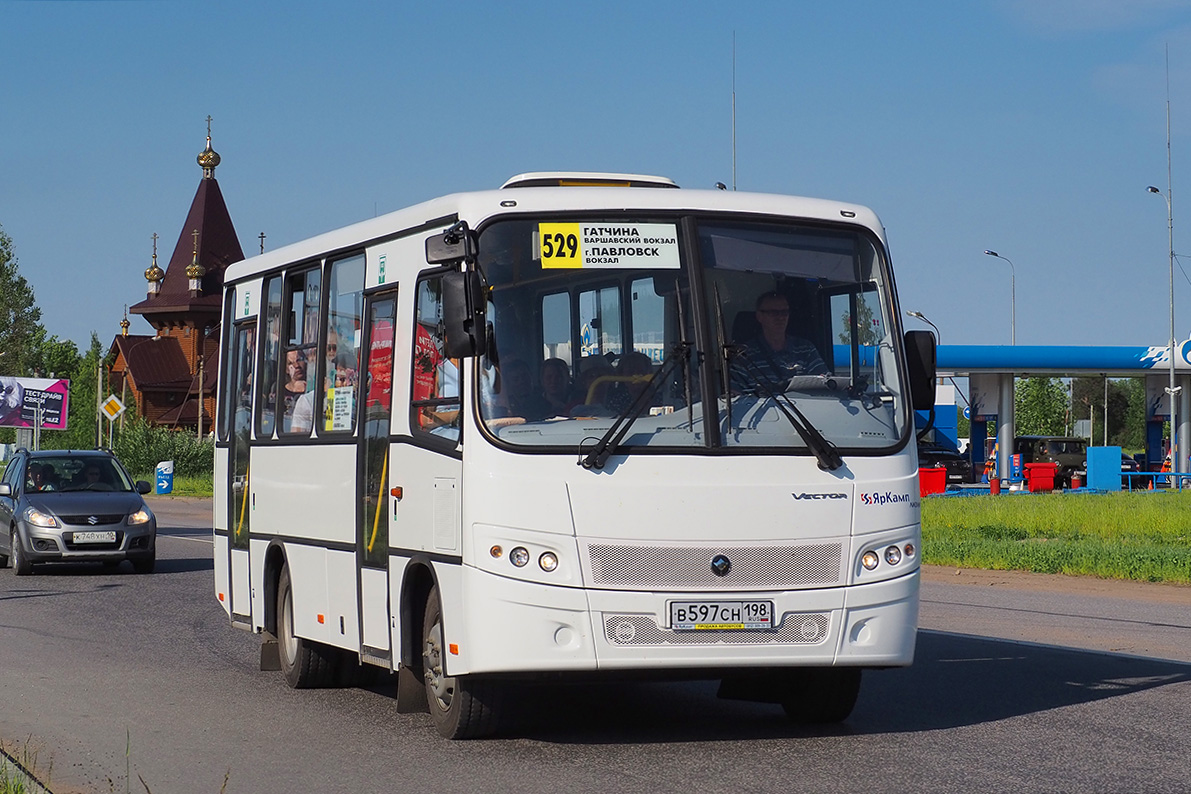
[[367, 448, 389, 554]]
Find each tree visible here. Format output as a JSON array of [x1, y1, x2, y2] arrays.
[[0, 224, 43, 379], [1014, 377, 1068, 436], [1072, 377, 1146, 449]]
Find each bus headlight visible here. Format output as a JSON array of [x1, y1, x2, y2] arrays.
[[538, 552, 559, 572], [509, 547, 530, 567], [885, 545, 902, 565], [861, 550, 880, 570]]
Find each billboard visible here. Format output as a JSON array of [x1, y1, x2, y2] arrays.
[[0, 377, 70, 430]]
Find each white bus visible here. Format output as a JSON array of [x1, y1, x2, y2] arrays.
[[214, 172, 936, 738]]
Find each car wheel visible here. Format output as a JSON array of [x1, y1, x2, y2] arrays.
[[779, 668, 862, 724], [277, 564, 338, 688], [132, 554, 155, 575], [11, 528, 33, 576], [422, 586, 500, 739]]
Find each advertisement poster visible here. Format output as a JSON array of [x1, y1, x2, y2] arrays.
[[0, 377, 70, 430]]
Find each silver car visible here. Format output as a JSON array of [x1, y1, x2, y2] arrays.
[[0, 450, 156, 575]]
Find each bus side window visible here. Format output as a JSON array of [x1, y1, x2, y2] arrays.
[[413, 275, 461, 441], [281, 267, 321, 435], [324, 253, 364, 433], [257, 276, 283, 437]]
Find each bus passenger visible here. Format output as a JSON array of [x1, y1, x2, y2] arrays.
[[605, 351, 654, 414], [540, 358, 571, 417], [501, 359, 551, 421]]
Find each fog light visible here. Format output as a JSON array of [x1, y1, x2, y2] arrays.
[[903, 542, 916, 558], [885, 545, 902, 565], [539, 552, 558, 572], [510, 547, 530, 567], [862, 550, 880, 570]]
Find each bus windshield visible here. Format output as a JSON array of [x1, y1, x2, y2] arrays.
[[475, 216, 909, 455]]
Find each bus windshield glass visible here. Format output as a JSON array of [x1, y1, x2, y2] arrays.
[[475, 216, 908, 454]]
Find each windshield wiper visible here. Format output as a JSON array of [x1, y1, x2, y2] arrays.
[[580, 343, 691, 470], [728, 350, 844, 471]]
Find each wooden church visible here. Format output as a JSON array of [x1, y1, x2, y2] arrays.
[[107, 125, 244, 432]]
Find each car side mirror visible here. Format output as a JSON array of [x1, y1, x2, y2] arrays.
[[0, 483, 10, 497], [904, 330, 937, 412], [136, 481, 152, 494]]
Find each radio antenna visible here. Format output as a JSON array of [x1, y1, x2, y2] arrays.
[[732, 31, 737, 190]]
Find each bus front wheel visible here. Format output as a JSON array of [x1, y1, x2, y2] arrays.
[[277, 565, 338, 688], [780, 668, 862, 723], [422, 587, 500, 739]]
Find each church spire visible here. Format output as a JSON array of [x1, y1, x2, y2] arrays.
[[144, 232, 164, 296], [197, 115, 221, 179]]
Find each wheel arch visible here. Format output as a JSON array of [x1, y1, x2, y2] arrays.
[[262, 540, 288, 637], [399, 557, 437, 672]]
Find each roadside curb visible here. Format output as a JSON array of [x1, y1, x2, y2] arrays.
[[0, 746, 52, 794]]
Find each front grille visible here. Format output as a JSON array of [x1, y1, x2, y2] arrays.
[[60, 514, 124, 526], [588, 543, 843, 590], [604, 613, 831, 646]]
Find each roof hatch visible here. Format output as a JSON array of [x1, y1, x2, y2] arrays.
[[501, 172, 679, 189]]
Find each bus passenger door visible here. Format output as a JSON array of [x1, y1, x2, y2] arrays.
[[357, 291, 397, 665], [227, 321, 256, 625]]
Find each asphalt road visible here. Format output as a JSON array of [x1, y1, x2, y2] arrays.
[[1, 497, 1189, 794]]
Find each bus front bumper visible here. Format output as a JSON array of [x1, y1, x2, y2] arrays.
[[451, 566, 919, 676]]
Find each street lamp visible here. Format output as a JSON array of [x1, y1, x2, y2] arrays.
[[1148, 184, 1179, 480], [906, 310, 941, 344], [983, 250, 1016, 345]]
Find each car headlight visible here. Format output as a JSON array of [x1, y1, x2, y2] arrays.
[[24, 507, 59, 528], [128, 508, 153, 526]]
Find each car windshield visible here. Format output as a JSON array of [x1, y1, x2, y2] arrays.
[[474, 216, 909, 456], [26, 456, 134, 493]]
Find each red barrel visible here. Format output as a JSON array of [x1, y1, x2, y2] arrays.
[[918, 467, 947, 496]]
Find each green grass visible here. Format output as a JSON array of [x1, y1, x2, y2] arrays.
[[922, 490, 1191, 583], [0, 740, 49, 794]]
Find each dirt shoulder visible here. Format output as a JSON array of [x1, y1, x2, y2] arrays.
[[922, 565, 1191, 606]]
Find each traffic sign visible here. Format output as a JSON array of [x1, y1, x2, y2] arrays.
[[101, 394, 126, 421]]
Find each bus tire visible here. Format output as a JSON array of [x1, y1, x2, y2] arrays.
[[779, 668, 862, 724], [422, 587, 500, 739], [278, 565, 338, 688]]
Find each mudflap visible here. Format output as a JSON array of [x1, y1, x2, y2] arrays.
[[395, 664, 429, 713], [259, 632, 281, 672]]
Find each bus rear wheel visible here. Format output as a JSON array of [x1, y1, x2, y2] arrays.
[[422, 587, 500, 739], [780, 668, 862, 724], [277, 565, 338, 688]]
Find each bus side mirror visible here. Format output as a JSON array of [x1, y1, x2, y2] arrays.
[[443, 270, 488, 358], [904, 329, 937, 412], [426, 224, 477, 265]]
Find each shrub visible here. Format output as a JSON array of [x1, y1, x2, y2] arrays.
[[112, 417, 214, 478]]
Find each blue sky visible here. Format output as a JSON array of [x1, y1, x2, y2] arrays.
[[4, 0, 1191, 352]]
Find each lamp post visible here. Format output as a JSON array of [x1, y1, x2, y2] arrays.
[[906, 310, 941, 344], [1148, 184, 1179, 481], [983, 250, 1016, 345]]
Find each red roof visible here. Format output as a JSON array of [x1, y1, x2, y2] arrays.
[[130, 176, 243, 320], [113, 335, 192, 389]]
